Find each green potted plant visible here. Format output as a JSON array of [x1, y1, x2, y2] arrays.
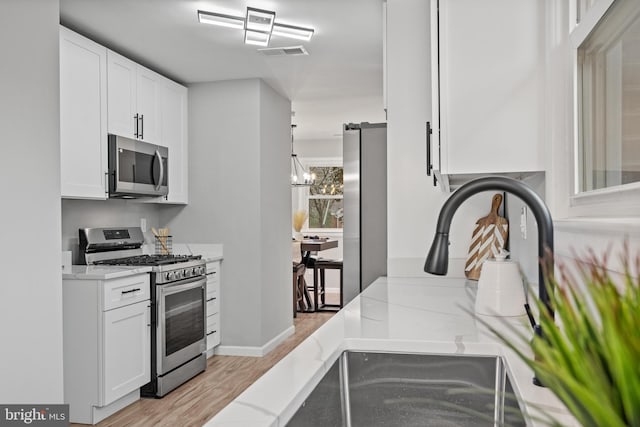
[[487, 244, 640, 426]]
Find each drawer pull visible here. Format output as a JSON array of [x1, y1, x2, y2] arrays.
[[206, 330, 217, 336], [121, 288, 141, 295]]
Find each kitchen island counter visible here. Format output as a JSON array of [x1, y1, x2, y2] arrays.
[[205, 276, 577, 426]]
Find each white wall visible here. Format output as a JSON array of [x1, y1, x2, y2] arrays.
[[386, 0, 494, 278], [504, 173, 546, 284], [259, 81, 295, 343], [61, 199, 162, 262], [295, 138, 342, 159], [160, 79, 292, 352], [0, 0, 64, 403]]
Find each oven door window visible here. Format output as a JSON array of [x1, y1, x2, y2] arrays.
[[164, 287, 204, 356]]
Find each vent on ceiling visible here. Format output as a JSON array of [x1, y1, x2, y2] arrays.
[[257, 46, 309, 56]]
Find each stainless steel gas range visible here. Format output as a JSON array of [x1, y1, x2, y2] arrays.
[[80, 227, 207, 397]]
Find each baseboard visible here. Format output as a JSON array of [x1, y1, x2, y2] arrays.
[[215, 325, 294, 357]]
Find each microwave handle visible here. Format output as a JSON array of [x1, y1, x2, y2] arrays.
[[154, 149, 164, 191]]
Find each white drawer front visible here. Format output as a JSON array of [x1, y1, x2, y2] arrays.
[[206, 296, 219, 316], [206, 261, 220, 283], [103, 275, 149, 311], [206, 313, 219, 334], [206, 313, 220, 349], [206, 280, 219, 301]]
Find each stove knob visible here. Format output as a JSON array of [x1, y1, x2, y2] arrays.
[[165, 272, 173, 281], [198, 266, 205, 275], [177, 270, 184, 279]]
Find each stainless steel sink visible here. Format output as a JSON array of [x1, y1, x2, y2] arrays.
[[287, 351, 526, 427]]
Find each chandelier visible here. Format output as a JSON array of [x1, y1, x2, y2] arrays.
[[290, 125, 315, 186]]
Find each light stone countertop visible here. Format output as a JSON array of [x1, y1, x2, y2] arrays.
[[62, 265, 152, 280], [64, 243, 222, 280], [205, 276, 578, 427]]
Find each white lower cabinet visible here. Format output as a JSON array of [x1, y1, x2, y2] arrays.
[[63, 273, 150, 424], [205, 261, 221, 354], [102, 300, 150, 406]]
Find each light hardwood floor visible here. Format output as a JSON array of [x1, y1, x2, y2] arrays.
[[73, 311, 335, 427]]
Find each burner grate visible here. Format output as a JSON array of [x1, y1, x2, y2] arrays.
[[94, 254, 202, 266]]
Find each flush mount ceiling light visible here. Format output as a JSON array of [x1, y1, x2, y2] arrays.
[[197, 7, 314, 47], [271, 23, 314, 41], [197, 10, 244, 29]]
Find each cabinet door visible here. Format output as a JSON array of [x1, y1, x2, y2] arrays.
[[159, 80, 188, 204], [136, 66, 161, 144], [101, 300, 150, 406], [59, 27, 108, 199], [435, 0, 543, 176], [107, 51, 137, 138]]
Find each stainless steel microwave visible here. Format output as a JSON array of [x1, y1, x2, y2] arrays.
[[108, 134, 168, 198]]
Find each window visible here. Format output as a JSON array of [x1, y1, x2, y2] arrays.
[[577, 0, 640, 193], [308, 166, 343, 229]]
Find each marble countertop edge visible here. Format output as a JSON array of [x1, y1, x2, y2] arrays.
[[205, 276, 577, 427]]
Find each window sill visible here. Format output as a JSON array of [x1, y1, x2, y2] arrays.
[[569, 182, 640, 217], [554, 217, 640, 236]]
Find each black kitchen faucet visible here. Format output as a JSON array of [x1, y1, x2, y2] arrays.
[[423, 176, 554, 385]]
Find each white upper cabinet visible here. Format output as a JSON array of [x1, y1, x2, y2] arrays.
[[59, 27, 108, 199], [430, 0, 545, 191], [159, 80, 189, 204], [107, 50, 161, 144], [135, 66, 161, 143], [60, 27, 189, 203]]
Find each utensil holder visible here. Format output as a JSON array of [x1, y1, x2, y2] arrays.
[[155, 235, 172, 255]]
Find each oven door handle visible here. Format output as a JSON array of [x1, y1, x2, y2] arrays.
[[158, 276, 206, 297]]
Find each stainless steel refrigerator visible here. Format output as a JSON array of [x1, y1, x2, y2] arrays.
[[342, 122, 387, 305]]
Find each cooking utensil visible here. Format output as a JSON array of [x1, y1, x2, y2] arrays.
[[464, 193, 509, 280], [152, 227, 171, 254]]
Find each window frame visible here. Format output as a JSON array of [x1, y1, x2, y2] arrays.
[[292, 157, 344, 233], [568, 0, 640, 217]]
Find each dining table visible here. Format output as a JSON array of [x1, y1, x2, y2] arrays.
[[298, 237, 339, 311]]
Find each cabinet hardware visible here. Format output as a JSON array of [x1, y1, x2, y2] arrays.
[[140, 114, 144, 139], [121, 288, 141, 294], [426, 121, 433, 176], [433, 174, 438, 187], [134, 114, 139, 138]]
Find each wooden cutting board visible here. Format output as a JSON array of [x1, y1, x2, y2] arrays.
[[464, 193, 509, 280]]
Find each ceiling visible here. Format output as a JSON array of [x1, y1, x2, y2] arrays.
[[59, 0, 386, 141]]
